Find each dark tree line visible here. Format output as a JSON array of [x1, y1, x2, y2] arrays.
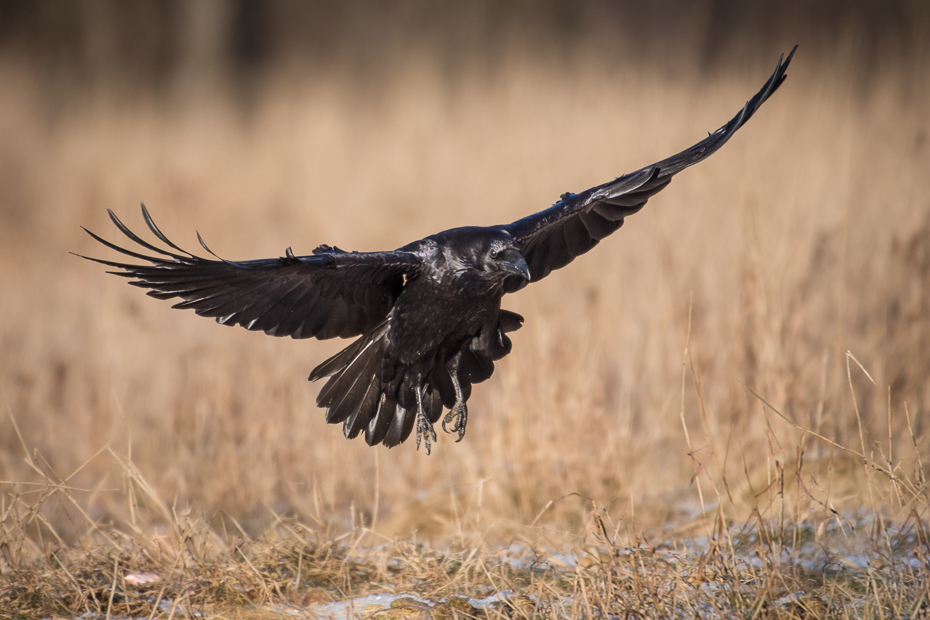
[[0, 0, 924, 98]]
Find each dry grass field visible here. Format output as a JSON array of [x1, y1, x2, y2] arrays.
[[2, 17, 930, 616]]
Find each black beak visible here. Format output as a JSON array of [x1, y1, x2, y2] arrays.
[[500, 252, 531, 281]]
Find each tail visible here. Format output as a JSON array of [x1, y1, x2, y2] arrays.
[[309, 309, 523, 449], [309, 318, 442, 448]]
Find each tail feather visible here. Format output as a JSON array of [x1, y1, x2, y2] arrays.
[[325, 368, 370, 424], [308, 318, 389, 383], [333, 361, 379, 432], [432, 365, 456, 409], [397, 378, 416, 410], [426, 386, 443, 424], [312, 318, 388, 429], [311, 316, 417, 448], [383, 403, 412, 448], [310, 308, 524, 449], [343, 376, 382, 439], [365, 393, 393, 446], [321, 336, 384, 422]]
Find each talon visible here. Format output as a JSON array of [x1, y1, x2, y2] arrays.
[[416, 410, 435, 455], [454, 405, 467, 442], [443, 402, 468, 442], [443, 366, 470, 443], [415, 385, 436, 455]]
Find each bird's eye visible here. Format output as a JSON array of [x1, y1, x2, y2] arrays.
[[490, 248, 501, 259]]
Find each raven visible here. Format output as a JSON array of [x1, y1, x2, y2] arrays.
[[80, 48, 795, 454]]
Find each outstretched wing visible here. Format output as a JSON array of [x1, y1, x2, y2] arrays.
[[500, 46, 796, 292], [78, 205, 422, 339]]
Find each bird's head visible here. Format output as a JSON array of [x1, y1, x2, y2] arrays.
[[429, 227, 531, 287], [483, 237, 531, 282], [451, 229, 531, 285]]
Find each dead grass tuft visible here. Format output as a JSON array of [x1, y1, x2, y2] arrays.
[[2, 438, 928, 618]]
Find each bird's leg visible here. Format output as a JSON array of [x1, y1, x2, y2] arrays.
[[442, 366, 468, 442], [415, 384, 437, 455]]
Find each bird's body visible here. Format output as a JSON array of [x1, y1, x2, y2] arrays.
[[308, 227, 529, 452], [80, 48, 796, 453], [392, 228, 513, 364]]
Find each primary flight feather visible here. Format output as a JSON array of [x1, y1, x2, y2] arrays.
[[80, 48, 796, 454]]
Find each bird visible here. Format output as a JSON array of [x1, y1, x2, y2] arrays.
[[79, 48, 795, 455]]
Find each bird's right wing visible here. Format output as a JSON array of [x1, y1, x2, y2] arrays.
[[77, 205, 422, 340], [500, 46, 796, 292]]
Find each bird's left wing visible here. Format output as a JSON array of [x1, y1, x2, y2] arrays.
[[499, 46, 796, 293], [78, 205, 422, 340]]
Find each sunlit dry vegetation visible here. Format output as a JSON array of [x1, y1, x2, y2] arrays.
[[1, 4, 930, 615]]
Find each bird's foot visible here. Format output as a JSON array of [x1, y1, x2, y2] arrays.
[[415, 408, 437, 455], [442, 401, 468, 442]]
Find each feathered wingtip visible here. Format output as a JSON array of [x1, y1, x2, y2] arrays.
[[650, 45, 797, 180], [73, 203, 197, 268], [73, 203, 248, 273], [137, 203, 196, 257]]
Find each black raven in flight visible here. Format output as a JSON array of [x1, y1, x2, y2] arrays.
[[80, 48, 795, 454]]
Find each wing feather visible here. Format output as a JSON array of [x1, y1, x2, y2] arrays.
[[579, 210, 621, 241], [76, 205, 422, 340], [501, 47, 796, 292]]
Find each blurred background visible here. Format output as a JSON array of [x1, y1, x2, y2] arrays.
[[1, 1, 928, 543]]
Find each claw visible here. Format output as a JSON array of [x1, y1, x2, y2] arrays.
[[415, 386, 437, 455], [442, 401, 468, 442], [442, 365, 470, 443], [416, 410, 437, 455]]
